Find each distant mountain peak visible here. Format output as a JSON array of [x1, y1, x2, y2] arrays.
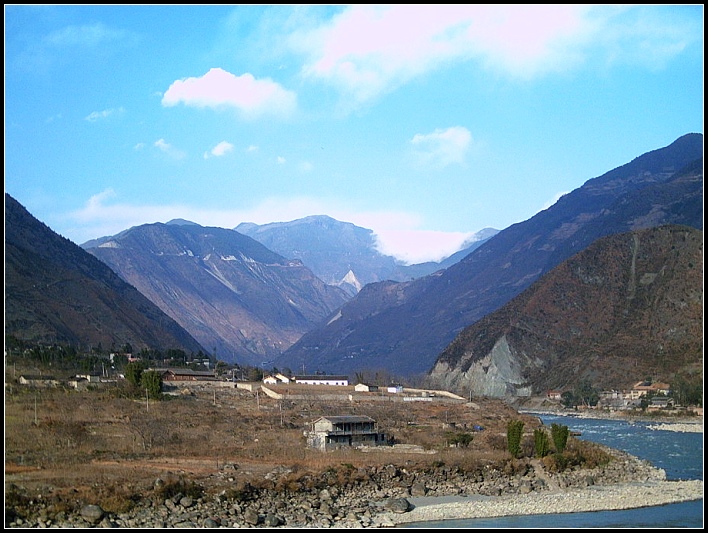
[[166, 218, 200, 226]]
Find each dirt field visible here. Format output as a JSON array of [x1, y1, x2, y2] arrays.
[[5, 378, 544, 507]]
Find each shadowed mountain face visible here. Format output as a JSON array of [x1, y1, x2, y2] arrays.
[[276, 133, 703, 377], [430, 225, 703, 396], [5, 193, 206, 355], [83, 223, 350, 366], [235, 216, 497, 295]]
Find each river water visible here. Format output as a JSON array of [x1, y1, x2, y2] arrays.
[[401, 413, 703, 528]]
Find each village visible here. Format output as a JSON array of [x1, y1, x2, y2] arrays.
[[13, 362, 701, 458]]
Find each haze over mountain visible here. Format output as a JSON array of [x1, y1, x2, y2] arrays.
[[82, 223, 350, 366], [430, 224, 703, 396], [276, 133, 703, 378], [235, 216, 498, 295], [5, 193, 206, 355]]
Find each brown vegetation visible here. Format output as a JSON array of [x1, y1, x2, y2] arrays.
[[6, 373, 607, 518]]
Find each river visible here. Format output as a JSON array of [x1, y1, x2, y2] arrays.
[[400, 413, 703, 528]]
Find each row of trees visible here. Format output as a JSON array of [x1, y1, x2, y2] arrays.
[[507, 420, 569, 459]]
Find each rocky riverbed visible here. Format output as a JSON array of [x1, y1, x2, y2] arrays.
[[6, 443, 703, 528]]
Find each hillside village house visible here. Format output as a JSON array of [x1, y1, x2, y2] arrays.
[[155, 368, 217, 382], [354, 383, 379, 392], [262, 373, 292, 385], [294, 374, 349, 386], [628, 381, 671, 401], [18, 375, 59, 387], [306, 415, 389, 451]]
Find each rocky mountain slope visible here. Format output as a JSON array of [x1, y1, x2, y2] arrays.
[[235, 215, 497, 295], [430, 224, 703, 396], [276, 133, 703, 377], [83, 223, 350, 366], [4, 193, 206, 355]]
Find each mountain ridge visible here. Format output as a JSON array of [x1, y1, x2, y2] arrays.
[[83, 222, 351, 366], [276, 133, 703, 377], [430, 224, 703, 395], [5, 193, 207, 355]]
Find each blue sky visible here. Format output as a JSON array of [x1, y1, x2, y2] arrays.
[[4, 5, 704, 263]]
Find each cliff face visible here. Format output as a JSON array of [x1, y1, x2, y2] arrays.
[[430, 225, 703, 396]]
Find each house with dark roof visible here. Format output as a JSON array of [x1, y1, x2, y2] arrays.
[[306, 415, 389, 451], [154, 368, 217, 382]]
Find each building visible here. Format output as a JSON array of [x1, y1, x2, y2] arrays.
[[156, 368, 217, 382], [629, 381, 671, 400], [263, 373, 292, 385], [306, 415, 389, 451], [294, 374, 349, 386], [18, 375, 59, 387], [354, 383, 379, 392]]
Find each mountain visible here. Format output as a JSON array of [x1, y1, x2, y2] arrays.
[[276, 133, 703, 377], [4, 193, 206, 355], [235, 215, 497, 294], [430, 225, 703, 396], [82, 223, 350, 366]]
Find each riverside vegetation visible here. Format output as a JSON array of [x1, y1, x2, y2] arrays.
[[3, 366, 697, 528]]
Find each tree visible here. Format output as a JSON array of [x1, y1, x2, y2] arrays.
[[141, 370, 163, 400], [507, 420, 524, 458], [445, 431, 473, 448], [534, 428, 550, 458], [560, 391, 576, 408], [125, 361, 146, 388], [551, 423, 570, 453], [574, 380, 599, 407]]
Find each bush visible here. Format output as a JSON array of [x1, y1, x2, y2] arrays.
[[507, 420, 524, 458], [533, 428, 550, 458], [551, 423, 570, 453]]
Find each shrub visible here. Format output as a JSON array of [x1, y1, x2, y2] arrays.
[[542, 452, 569, 472], [506, 420, 524, 458], [533, 428, 550, 458], [551, 423, 570, 453]]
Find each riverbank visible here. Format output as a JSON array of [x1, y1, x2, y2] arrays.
[[7, 436, 702, 528], [391, 479, 704, 526], [517, 407, 703, 433]]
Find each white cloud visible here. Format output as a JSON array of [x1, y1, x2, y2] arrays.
[[246, 145, 259, 152], [291, 5, 590, 105], [289, 5, 698, 106], [204, 141, 234, 159], [277, 156, 286, 165], [372, 229, 474, 264], [64, 192, 467, 263], [411, 126, 472, 168], [154, 138, 186, 160], [161, 67, 296, 118], [85, 107, 125, 122], [541, 191, 570, 211], [45, 23, 128, 48]]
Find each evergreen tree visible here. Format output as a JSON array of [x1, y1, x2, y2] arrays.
[[507, 420, 525, 458]]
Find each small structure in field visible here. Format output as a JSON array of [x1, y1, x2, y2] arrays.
[[306, 415, 389, 451]]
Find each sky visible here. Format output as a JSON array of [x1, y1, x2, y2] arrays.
[[4, 5, 704, 264]]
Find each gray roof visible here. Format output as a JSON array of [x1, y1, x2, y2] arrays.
[[316, 415, 375, 424]]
